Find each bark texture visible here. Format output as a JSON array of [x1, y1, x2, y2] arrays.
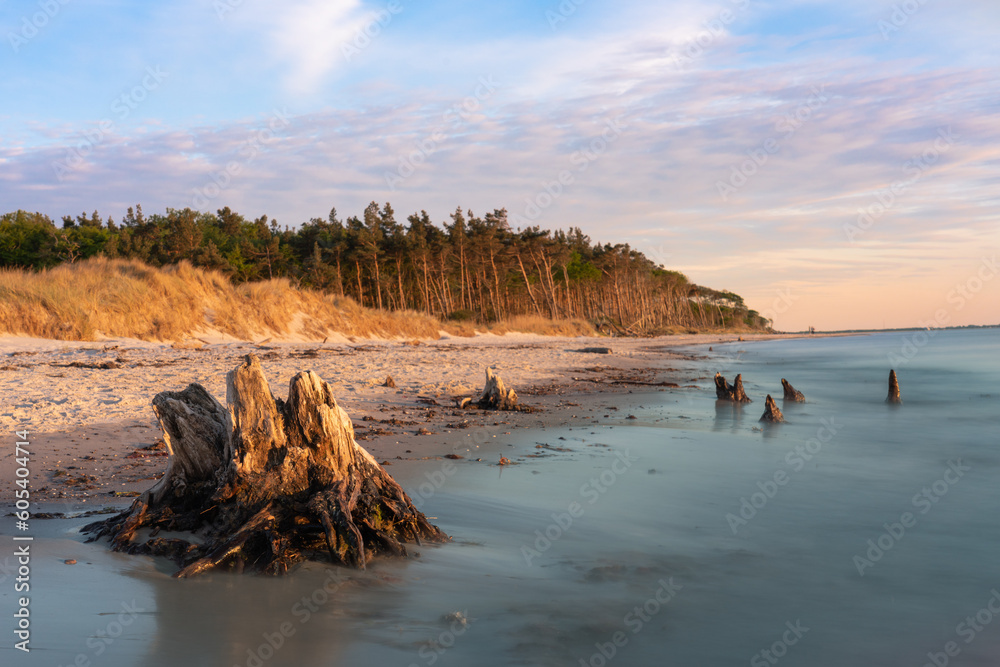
[[886, 370, 902, 404], [781, 379, 806, 402], [84, 354, 447, 577], [715, 372, 752, 403], [759, 394, 785, 422], [477, 367, 526, 411]]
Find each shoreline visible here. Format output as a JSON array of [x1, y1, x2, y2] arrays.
[[0, 331, 827, 507]]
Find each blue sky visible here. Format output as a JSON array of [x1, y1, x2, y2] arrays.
[[2, 0, 998, 330]]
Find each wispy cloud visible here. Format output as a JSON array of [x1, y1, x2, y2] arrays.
[[264, 0, 378, 93]]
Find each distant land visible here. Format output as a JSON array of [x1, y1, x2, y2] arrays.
[[784, 324, 999, 335]]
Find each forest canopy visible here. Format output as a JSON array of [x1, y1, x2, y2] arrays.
[[0, 204, 770, 333]]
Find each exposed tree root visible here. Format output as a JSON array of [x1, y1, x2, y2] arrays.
[[85, 354, 448, 576]]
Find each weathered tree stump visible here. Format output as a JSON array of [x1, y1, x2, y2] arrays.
[[781, 378, 806, 402], [714, 372, 752, 403], [84, 354, 447, 577], [477, 367, 527, 411], [760, 395, 785, 422], [886, 369, 902, 404]]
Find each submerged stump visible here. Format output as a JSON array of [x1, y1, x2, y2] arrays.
[[84, 354, 448, 577], [886, 369, 902, 404], [714, 372, 752, 403], [781, 378, 806, 402], [760, 395, 785, 422]]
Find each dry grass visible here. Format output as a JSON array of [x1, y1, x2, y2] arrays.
[[483, 315, 596, 337], [0, 258, 596, 342], [441, 315, 596, 337], [440, 320, 478, 337], [0, 258, 440, 342]]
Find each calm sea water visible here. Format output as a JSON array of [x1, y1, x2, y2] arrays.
[[5, 328, 998, 667]]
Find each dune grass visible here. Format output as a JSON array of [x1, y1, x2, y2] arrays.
[[475, 315, 595, 337], [0, 258, 441, 341], [0, 258, 596, 342]]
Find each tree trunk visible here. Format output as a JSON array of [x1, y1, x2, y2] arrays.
[[516, 255, 542, 315], [396, 257, 406, 311], [562, 264, 572, 317], [372, 252, 383, 310], [85, 354, 447, 576], [420, 256, 431, 313], [355, 260, 364, 305], [490, 249, 503, 319]]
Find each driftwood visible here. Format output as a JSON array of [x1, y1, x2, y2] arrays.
[[886, 370, 902, 404], [759, 395, 785, 422], [84, 354, 447, 577], [477, 367, 526, 411], [715, 372, 752, 403], [781, 379, 805, 402]]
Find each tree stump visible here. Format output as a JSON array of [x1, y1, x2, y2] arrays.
[[713, 373, 729, 399], [781, 378, 806, 402], [886, 369, 902, 404], [84, 354, 448, 577], [759, 395, 785, 422], [714, 372, 752, 403], [477, 367, 526, 411]]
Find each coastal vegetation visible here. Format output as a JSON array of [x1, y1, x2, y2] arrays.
[[0, 204, 770, 340]]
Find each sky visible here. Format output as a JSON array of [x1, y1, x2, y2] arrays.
[[1, 0, 998, 331]]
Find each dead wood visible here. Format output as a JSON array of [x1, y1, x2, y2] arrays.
[[886, 369, 902, 404], [759, 395, 785, 422], [781, 379, 805, 402], [85, 354, 447, 576], [714, 372, 752, 402]]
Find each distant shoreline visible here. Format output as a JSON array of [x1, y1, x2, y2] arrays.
[[776, 324, 998, 335]]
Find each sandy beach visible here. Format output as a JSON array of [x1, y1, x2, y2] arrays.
[[0, 331, 798, 506]]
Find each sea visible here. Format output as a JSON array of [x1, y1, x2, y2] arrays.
[[3, 328, 998, 667]]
